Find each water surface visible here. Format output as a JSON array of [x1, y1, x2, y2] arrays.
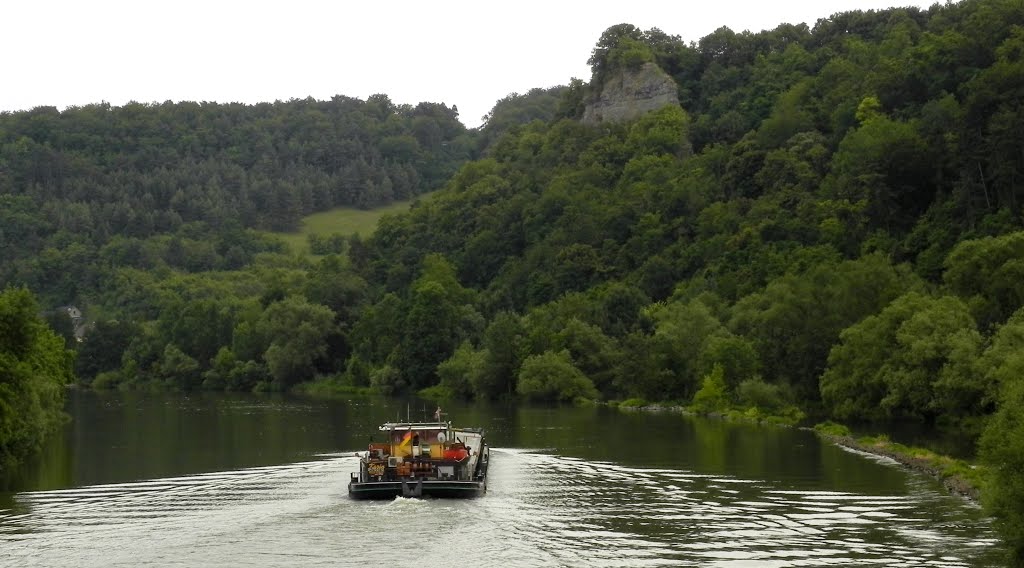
[[0, 391, 1003, 566]]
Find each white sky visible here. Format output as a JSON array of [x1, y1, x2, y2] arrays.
[[3, 0, 934, 128]]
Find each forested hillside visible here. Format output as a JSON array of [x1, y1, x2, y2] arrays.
[[2, 0, 1024, 559], [0, 95, 471, 305], [357, 0, 1024, 414]]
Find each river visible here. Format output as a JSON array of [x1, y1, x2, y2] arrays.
[[0, 390, 1004, 566]]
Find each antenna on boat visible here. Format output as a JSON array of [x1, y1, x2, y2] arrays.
[[406, 403, 410, 423]]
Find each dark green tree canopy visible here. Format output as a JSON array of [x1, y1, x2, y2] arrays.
[[0, 287, 75, 469]]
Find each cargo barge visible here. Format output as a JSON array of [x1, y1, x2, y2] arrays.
[[348, 418, 488, 499]]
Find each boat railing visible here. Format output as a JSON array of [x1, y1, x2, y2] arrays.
[[379, 421, 449, 431]]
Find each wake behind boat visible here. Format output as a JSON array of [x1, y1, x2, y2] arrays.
[[348, 415, 489, 499]]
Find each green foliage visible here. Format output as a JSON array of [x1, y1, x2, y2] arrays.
[[307, 233, 346, 256], [813, 421, 852, 437], [0, 287, 74, 469], [641, 298, 729, 401], [259, 296, 337, 388], [691, 363, 730, 413], [820, 292, 985, 421], [609, 37, 655, 70], [588, 24, 646, 86], [91, 370, 124, 390], [479, 87, 567, 150], [369, 365, 404, 395], [980, 377, 1024, 565], [626, 105, 692, 157], [824, 114, 933, 233], [944, 231, 1024, 328], [699, 335, 760, 390], [201, 346, 237, 390], [43, 310, 76, 349], [435, 342, 485, 400], [516, 350, 598, 402], [730, 254, 919, 401], [75, 319, 140, 384], [736, 377, 784, 411], [855, 96, 884, 124], [618, 398, 648, 408], [472, 312, 526, 398], [735, 404, 806, 427], [389, 255, 479, 391], [416, 384, 459, 401], [977, 308, 1024, 400], [156, 344, 201, 390]]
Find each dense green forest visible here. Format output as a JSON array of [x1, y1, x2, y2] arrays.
[[0, 287, 74, 469], [0, 95, 471, 306], [2, 0, 1024, 560]]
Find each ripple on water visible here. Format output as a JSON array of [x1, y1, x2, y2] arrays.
[[0, 450, 1004, 567]]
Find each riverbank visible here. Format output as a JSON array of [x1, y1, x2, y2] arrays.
[[613, 402, 986, 503], [815, 431, 983, 501], [813, 423, 984, 502]]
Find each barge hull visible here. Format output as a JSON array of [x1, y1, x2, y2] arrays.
[[348, 480, 485, 500]]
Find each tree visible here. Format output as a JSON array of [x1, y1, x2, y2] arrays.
[[823, 111, 933, 232], [436, 342, 485, 399], [516, 350, 598, 402], [979, 375, 1024, 565], [642, 298, 727, 401], [477, 312, 525, 398], [736, 377, 785, 412], [43, 309, 76, 349], [626, 105, 692, 158], [691, 363, 730, 413], [393, 281, 460, 390], [977, 307, 1024, 400], [156, 343, 201, 390], [304, 255, 367, 326], [158, 298, 239, 369], [588, 24, 646, 87], [0, 287, 75, 468], [820, 292, 983, 422], [698, 335, 759, 390], [257, 296, 337, 388], [943, 231, 1024, 328], [729, 254, 917, 401], [392, 255, 477, 391]]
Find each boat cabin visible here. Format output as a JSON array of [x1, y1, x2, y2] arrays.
[[377, 421, 471, 462]]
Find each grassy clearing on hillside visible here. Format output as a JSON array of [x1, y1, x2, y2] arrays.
[[271, 193, 435, 255]]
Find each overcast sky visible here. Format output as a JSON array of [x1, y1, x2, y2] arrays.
[[3, 0, 933, 128]]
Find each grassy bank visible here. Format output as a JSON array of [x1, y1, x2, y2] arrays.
[[612, 398, 807, 427], [611, 399, 984, 502], [813, 422, 984, 501]]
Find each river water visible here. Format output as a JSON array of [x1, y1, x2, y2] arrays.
[[0, 390, 1004, 566]]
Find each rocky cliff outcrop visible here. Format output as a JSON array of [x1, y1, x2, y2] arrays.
[[582, 62, 680, 125]]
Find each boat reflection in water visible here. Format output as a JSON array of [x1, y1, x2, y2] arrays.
[[348, 415, 488, 499]]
